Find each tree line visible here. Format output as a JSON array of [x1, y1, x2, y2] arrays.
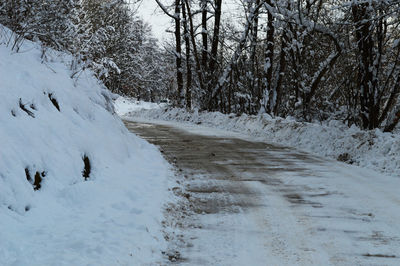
[[1, 0, 399, 132], [157, 0, 400, 132], [0, 0, 174, 101]]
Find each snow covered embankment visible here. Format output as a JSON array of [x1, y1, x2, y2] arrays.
[[120, 100, 400, 178], [0, 28, 171, 265]]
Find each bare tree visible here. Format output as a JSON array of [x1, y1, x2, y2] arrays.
[[155, 0, 184, 106]]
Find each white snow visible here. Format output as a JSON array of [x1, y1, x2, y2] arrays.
[[0, 27, 172, 265], [117, 97, 400, 178], [114, 96, 166, 116], [182, 160, 400, 265]]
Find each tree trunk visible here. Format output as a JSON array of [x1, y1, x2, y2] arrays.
[[182, 0, 192, 109], [273, 31, 287, 115], [175, 0, 184, 107], [208, 0, 222, 89], [201, 0, 208, 73], [352, 3, 378, 129], [250, 0, 260, 104], [263, 0, 275, 114]]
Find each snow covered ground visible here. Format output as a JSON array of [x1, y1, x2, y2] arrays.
[[0, 27, 172, 265], [114, 96, 166, 115], [116, 97, 400, 178]]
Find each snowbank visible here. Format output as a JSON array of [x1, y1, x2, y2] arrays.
[[118, 98, 400, 178], [114, 96, 166, 116], [0, 27, 171, 265]]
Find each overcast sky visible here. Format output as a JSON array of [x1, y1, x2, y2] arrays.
[[136, 1, 173, 42]]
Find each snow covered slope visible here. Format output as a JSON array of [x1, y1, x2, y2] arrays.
[[0, 27, 171, 265]]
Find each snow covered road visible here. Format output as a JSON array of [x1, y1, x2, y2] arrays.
[[125, 120, 400, 266]]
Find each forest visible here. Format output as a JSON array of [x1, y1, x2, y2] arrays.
[[1, 0, 400, 132], [2, 2, 400, 264]]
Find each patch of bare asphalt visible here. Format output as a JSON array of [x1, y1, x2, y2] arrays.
[[124, 121, 399, 264]]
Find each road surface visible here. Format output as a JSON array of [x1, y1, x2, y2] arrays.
[[125, 120, 400, 266]]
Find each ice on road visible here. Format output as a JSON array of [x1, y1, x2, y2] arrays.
[[124, 120, 400, 266]]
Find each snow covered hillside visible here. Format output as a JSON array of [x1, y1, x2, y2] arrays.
[[0, 27, 171, 265], [117, 97, 400, 178]]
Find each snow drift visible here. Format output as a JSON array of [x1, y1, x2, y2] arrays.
[[118, 100, 400, 178], [0, 27, 171, 265]]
